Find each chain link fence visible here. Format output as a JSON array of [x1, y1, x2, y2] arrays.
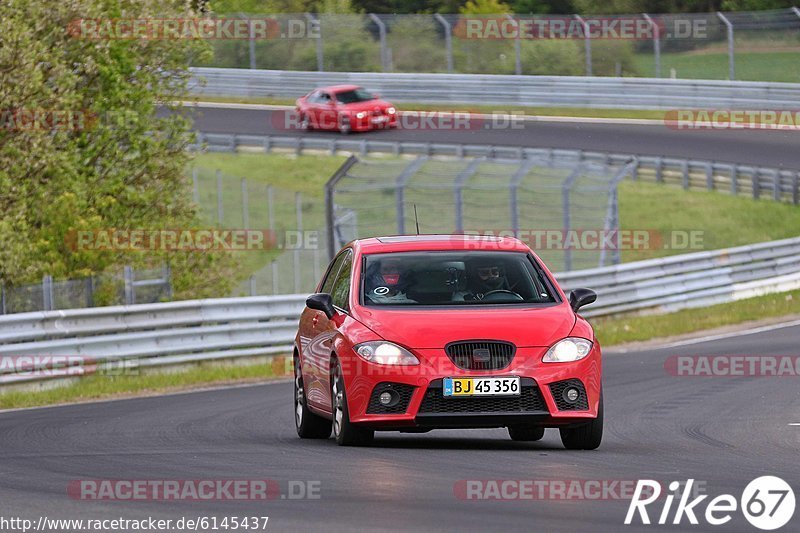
[[326, 155, 636, 273], [1, 266, 171, 315], [190, 166, 329, 297], [197, 9, 800, 82]]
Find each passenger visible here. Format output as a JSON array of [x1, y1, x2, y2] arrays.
[[365, 258, 416, 304]]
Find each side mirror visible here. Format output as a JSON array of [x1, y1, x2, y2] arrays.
[[568, 288, 597, 312], [306, 293, 336, 319]]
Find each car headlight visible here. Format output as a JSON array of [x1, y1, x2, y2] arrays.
[[355, 111, 367, 119], [354, 341, 419, 365], [542, 337, 593, 363], [386, 107, 396, 114]]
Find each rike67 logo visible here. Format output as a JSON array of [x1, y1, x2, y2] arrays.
[[626, 477, 795, 530]]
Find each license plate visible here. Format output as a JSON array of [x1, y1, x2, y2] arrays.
[[371, 116, 388, 124], [443, 376, 520, 397]]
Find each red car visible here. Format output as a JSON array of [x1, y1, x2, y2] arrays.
[[293, 235, 602, 449], [295, 85, 397, 133]]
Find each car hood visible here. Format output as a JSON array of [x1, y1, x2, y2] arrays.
[[339, 99, 392, 111], [352, 303, 576, 349]]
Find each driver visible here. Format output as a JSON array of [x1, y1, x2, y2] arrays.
[[365, 258, 415, 304], [466, 260, 510, 299]]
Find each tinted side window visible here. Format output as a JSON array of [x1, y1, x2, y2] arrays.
[[330, 252, 353, 310], [320, 252, 347, 294]]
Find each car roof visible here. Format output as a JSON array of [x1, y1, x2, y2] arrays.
[[351, 234, 531, 254], [316, 84, 362, 93]]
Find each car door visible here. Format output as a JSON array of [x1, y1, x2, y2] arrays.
[[315, 91, 337, 130], [303, 250, 352, 411]]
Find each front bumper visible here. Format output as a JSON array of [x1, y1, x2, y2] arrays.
[[343, 345, 601, 430]]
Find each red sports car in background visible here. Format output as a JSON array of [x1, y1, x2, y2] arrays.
[[293, 235, 603, 449], [295, 85, 397, 133]]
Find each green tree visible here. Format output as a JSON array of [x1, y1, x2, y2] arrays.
[[0, 0, 235, 298]]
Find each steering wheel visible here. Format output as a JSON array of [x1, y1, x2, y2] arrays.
[[481, 290, 524, 302]]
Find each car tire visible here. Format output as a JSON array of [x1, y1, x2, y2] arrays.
[[559, 389, 603, 450], [508, 426, 545, 442], [294, 356, 332, 439], [331, 359, 374, 446]]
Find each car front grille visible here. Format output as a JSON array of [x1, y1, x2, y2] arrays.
[[549, 379, 589, 411], [418, 378, 547, 414], [445, 341, 516, 371], [366, 382, 416, 414]]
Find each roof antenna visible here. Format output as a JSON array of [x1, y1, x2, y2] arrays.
[[413, 204, 421, 235]]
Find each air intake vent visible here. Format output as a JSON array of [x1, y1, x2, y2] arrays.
[[444, 341, 516, 371]]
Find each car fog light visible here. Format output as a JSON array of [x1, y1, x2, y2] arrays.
[[563, 387, 580, 403], [379, 391, 393, 405]]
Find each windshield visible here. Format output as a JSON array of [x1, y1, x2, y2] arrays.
[[361, 251, 558, 306], [335, 88, 376, 104]]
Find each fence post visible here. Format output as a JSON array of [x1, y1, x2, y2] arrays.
[[505, 14, 522, 75], [192, 167, 200, 204], [752, 170, 760, 199], [241, 177, 249, 229], [164, 264, 172, 300], [575, 15, 592, 76], [773, 170, 781, 201], [731, 164, 739, 196], [42, 275, 54, 311], [395, 157, 427, 234], [216, 169, 223, 226], [682, 160, 689, 189], [793, 171, 799, 205], [369, 14, 389, 72], [272, 262, 279, 295], [655, 157, 663, 183], [706, 162, 714, 190], [509, 159, 536, 238], [453, 159, 482, 233], [249, 275, 256, 296], [717, 12, 735, 80], [243, 13, 256, 69], [0, 283, 5, 315], [306, 13, 324, 71], [86, 276, 94, 307], [294, 192, 303, 294], [561, 166, 583, 271], [123, 266, 134, 305], [434, 14, 454, 73], [642, 13, 661, 77]]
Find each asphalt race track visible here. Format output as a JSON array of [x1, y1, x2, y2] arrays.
[[184, 105, 800, 169], [1, 323, 798, 532]]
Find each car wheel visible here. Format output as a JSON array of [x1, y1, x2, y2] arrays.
[[331, 359, 374, 446], [508, 426, 545, 442], [559, 389, 603, 450], [338, 116, 351, 134], [294, 356, 332, 439]]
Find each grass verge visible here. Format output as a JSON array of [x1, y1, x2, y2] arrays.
[[0, 358, 291, 410], [593, 289, 800, 346]]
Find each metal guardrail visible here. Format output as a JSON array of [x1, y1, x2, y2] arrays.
[[2, 237, 799, 388], [190, 67, 800, 110], [195, 133, 799, 204]]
